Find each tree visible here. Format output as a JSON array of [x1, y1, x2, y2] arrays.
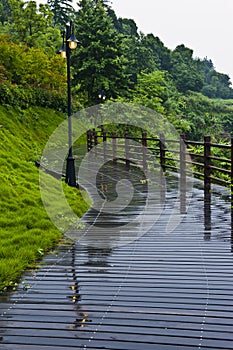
[[72, 0, 132, 105], [47, 0, 74, 28], [0, 0, 11, 25], [0, 65, 11, 83], [199, 57, 233, 99], [0, 34, 66, 90], [7, 0, 61, 55], [107, 14, 165, 79], [132, 70, 168, 113], [141, 34, 171, 71], [170, 44, 204, 93], [202, 70, 233, 99], [107, 15, 159, 83], [9, 0, 52, 45]]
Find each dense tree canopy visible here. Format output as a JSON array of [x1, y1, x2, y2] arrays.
[[72, 0, 132, 105], [0, 0, 11, 25], [6, 0, 61, 54], [0, 34, 66, 89], [47, 0, 74, 27], [0, 0, 233, 140], [9, 0, 52, 42], [141, 34, 171, 72], [169, 45, 204, 93]]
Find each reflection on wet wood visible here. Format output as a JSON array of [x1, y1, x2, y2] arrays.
[[180, 134, 186, 215], [1, 167, 233, 349], [204, 191, 211, 241]]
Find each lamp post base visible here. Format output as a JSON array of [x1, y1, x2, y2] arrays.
[[66, 156, 77, 187]]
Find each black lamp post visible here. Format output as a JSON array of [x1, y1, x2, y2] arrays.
[[58, 21, 80, 187], [98, 90, 106, 132]]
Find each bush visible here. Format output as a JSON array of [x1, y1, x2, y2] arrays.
[[0, 82, 67, 111]]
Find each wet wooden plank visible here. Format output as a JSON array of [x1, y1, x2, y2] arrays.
[[2, 332, 233, 349], [1, 174, 233, 349], [0, 342, 202, 350], [3, 318, 233, 333], [3, 323, 233, 342]]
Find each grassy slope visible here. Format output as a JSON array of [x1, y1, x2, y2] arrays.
[[0, 106, 89, 291]]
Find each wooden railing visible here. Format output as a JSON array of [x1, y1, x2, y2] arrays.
[[86, 129, 233, 245], [87, 129, 233, 193]]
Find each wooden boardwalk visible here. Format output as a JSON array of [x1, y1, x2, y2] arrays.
[[1, 163, 233, 349]]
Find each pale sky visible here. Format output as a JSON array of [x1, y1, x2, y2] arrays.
[[37, 0, 233, 83], [111, 0, 233, 83]]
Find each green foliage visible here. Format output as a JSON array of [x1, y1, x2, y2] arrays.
[[132, 70, 168, 113], [72, 0, 132, 105], [187, 142, 231, 185], [0, 0, 11, 25], [178, 92, 233, 140], [141, 34, 171, 72], [0, 0, 233, 141], [2, 0, 61, 55], [170, 45, 204, 93], [48, 0, 75, 27], [9, 0, 52, 45], [1, 0, 233, 105], [0, 34, 73, 111], [0, 82, 69, 111], [0, 65, 11, 82], [202, 72, 233, 99], [0, 0, 233, 292], [0, 106, 90, 291], [0, 34, 66, 89], [200, 58, 233, 99]]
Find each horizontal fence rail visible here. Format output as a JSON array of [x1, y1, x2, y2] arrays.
[[86, 129, 233, 214], [87, 129, 233, 183]]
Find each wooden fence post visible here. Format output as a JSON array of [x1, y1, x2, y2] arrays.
[[204, 135, 211, 198], [160, 133, 166, 172], [86, 130, 89, 152], [93, 129, 98, 146], [124, 131, 130, 170], [231, 137, 233, 251], [93, 129, 98, 157], [142, 132, 148, 172], [204, 135, 211, 234], [180, 134, 186, 214], [87, 130, 93, 152], [112, 132, 117, 165], [103, 131, 107, 161]]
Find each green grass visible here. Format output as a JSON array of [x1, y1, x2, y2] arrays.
[[0, 105, 90, 291]]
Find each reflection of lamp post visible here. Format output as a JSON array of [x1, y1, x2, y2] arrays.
[[58, 21, 80, 187], [98, 90, 106, 132]]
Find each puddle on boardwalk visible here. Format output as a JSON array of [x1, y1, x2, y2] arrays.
[[187, 183, 232, 244], [68, 160, 168, 247], [69, 157, 233, 247], [1, 162, 233, 349]]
